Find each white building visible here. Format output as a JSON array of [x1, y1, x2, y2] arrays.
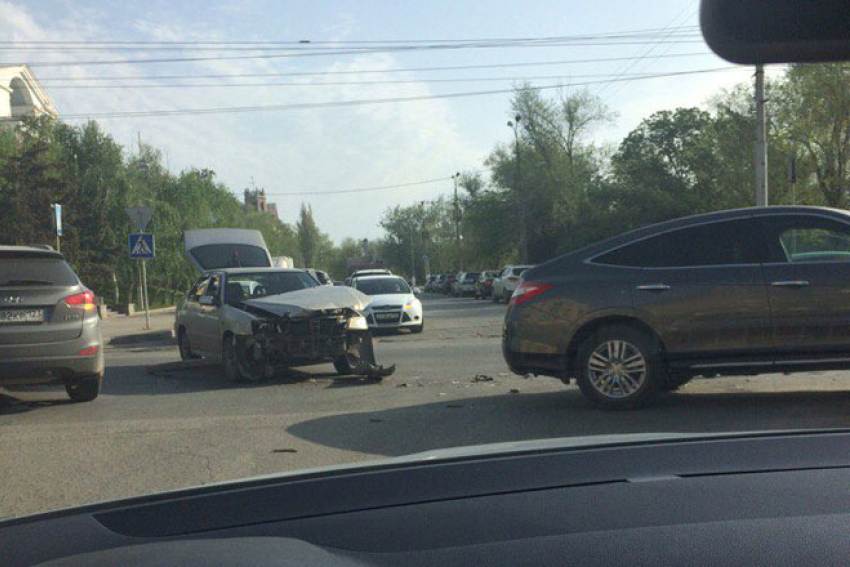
[[0, 64, 59, 125]]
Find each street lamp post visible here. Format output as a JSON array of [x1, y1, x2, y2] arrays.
[[507, 114, 528, 263]]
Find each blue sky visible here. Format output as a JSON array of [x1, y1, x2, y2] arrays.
[[1, 0, 762, 241]]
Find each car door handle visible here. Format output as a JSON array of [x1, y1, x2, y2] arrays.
[[771, 280, 810, 288], [636, 284, 671, 291]]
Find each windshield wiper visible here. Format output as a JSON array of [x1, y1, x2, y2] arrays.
[[0, 279, 56, 287]]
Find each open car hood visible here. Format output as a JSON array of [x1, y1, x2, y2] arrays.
[[184, 229, 273, 272], [243, 285, 372, 317]]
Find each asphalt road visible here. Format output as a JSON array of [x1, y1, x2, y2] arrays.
[[1, 293, 848, 519]]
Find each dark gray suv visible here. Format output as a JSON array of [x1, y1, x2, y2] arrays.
[[503, 206, 850, 409], [0, 246, 104, 402]]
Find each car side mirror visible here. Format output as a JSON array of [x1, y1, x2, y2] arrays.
[[199, 295, 218, 306]]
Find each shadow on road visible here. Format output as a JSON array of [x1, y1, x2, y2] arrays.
[[0, 392, 74, 415], [287, 388, 850, 457]]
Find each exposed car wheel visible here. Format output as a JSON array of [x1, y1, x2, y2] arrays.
[[65, 373, 102, 402], [575, 325, 664, 409], [410, 320, 424, 334], [177, 328, 198, 361], [223, 334, 268, 383]]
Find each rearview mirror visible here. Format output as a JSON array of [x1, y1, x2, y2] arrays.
[[701, 0, 850, 64], [199, 295, 218, 306]]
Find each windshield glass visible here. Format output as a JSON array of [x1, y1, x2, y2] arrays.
[[226, 272, 317, 300], [354, 277, 411, 295], [2, 0, 848, 524]]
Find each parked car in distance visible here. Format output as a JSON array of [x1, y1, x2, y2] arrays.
[[344, 268, 392, 287], [440, 273, 457, 294], [0, 245, 104, 402], [431, 274, 446, 292], [454, 271, 481, 297], [475, 270, 500, 299], [423, 274, 437, 292], [351, 275, 423, 333], [503, 206, 850, 409], [492, 265, 535, 303]]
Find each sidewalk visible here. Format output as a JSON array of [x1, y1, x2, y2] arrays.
[[101, 307, 176, 345]]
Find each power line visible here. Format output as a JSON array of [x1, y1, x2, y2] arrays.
[[0, 26, 700, 46], [596, 5, 694, 98], [45, 67, 740, 121], [264, 167, 495, 197], [17, 38, 705, 68], [35, 52, 713, 81], [40, 68, 731, 89]]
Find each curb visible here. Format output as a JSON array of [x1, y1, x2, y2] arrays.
[[124, 306, 176, 318], [108, 330, 175, 346]]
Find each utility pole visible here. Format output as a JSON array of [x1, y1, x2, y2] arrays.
[[452, 172, 462, 271], [754, 65, 768, 206], [410, 224, 416, 287], [788, 154, 797, 206], [508, 114, 528, 262]]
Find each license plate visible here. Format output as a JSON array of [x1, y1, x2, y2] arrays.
[[0, 308, 45, 324], [375, 312, 399, 323]]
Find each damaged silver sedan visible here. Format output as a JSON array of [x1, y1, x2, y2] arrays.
[[174, 229, 394, 382]]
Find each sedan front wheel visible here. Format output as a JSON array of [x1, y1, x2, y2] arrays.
[[575, 325, 663, 409]]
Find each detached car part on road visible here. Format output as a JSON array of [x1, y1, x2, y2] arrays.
[[0, 245, 104, 402], [504, 206, 850, 409], [175, 229, 394, 382]]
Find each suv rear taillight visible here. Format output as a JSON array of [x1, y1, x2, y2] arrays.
[[63, 290, 95, 311], [509, 281, 553, 306]]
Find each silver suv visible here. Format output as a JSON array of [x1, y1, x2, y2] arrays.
[[0, 246, 104, 402]]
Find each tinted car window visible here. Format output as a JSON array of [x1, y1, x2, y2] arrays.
[[0, 257, 79, 287], [778, 222, 850, 263], [596, 219, 759, 268]]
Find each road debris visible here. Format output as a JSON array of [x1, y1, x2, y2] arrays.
[[472, 374, 495, 383], [524, 373, 535, 379], [369, 417, 383, 423], [396, 383, 409, 388], [509, 388, 521, 394], [271, 448, 297, 454], [498, 372, 510, 377], [446, 403, 464, 409]]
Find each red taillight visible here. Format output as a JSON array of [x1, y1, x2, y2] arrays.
[[507, 276, 518, 282], [78, 345, 99, 356], [509, 281, 553, 306], [64, 290, 95, 311]]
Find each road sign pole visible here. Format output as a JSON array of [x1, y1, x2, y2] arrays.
[[140, 259, 151, 330]]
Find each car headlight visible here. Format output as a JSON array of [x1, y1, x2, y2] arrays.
[[404, 299, 419, 310], [347, 315, 369, 331]]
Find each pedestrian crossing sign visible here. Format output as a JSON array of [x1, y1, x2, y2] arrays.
[[129, 233, 155, 259]]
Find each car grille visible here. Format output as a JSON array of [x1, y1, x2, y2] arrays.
[[372, 304, 403, 310], [281, 314, 348, 358]]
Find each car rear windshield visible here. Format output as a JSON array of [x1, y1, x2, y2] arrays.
[[0, 257, 79, 287], [511, 267, 529, 276], [355, 277, 411, 295]]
